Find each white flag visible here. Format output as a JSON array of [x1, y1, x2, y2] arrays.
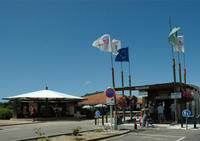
[[92, 34, 112, 52], [173, 35, 184, 52], [112, 39, 121, 55]]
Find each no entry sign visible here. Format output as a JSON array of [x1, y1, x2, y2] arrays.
[[105, 88, 115, 98]]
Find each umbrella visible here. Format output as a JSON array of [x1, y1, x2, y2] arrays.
[[82, 105, 92, 109], [94, 104, 107, 108]]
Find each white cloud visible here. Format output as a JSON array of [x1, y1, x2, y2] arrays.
[[85, 80, 92, 85]]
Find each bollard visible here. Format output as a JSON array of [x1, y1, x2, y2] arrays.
[[102, 115, 104, 126], [181, 117, 184, 128], [95, 117, 97, 125], [106, 113, 108, 123], [134, 123, 137, 130]]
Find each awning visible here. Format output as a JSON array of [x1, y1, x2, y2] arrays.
[[3, 89, 85, 102]]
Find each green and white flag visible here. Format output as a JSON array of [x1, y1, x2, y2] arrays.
[[168, 27, 181, 45]]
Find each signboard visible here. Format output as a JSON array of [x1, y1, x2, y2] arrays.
[[95, 110, 100, 117], [182, 109, 191, 117], [106, 97, 115, 105], [135, 86, 149, 90], [105, 88, 115, 98], [139, 91, 148, 97], [171, 92, 182, 99]]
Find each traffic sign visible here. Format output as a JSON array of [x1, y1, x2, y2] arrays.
[[182, 109, 191, 117], [95, 110, 100, 117], [106, 97, 115, 105], [105, 88, 115, 98]]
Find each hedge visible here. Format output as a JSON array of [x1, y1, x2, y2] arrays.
[[0, 108, 12, 119]]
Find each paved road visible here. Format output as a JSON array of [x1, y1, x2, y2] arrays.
[[0, 120, 98, 141], [105, 128, 200, 141]]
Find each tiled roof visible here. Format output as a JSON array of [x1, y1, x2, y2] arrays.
[[80, 92, 143, 105]]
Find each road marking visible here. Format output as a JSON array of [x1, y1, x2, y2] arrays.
[[134, 133, 184, 138], [176, 137, 186, 141]]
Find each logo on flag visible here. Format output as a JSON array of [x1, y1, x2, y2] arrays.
[[115, 48, 129, 62], [92, 34, 112, 52]]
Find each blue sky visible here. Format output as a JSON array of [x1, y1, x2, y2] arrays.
[[0, 0, 200, 101]]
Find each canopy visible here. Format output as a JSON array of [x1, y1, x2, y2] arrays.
[[3, 89, 85, 101]]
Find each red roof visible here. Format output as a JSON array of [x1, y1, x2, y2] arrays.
[[80, 92, 142, 105], [80, 92, 123, 105]]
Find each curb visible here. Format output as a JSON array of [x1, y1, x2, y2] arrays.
[[17, 129, 99, 141], [87, 130, 131, 141], [0, 121, 42, 127], [17, 129, 131, 141]]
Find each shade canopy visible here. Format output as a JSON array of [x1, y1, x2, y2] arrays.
[[3, 90, 85, 101]]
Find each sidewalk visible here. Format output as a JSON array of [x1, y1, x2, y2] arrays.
[[120, 122, 200, 130], [0, 119, 36, 126]]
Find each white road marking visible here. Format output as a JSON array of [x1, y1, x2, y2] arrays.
[[133, 133, 184, 138], [176, 137, 186, 141]]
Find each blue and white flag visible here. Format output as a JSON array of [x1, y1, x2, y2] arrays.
[[115, 48, 129, 62]]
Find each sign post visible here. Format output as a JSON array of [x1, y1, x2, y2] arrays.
[[105, 88, 115, 130], [95, 110, 100, 125], [182, 109, 191, 130]]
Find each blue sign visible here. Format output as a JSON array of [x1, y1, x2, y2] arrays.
[[182, 109, 191, 117], [95, 110, 100, 117]]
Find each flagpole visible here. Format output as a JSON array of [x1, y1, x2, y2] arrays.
[[109, 37, 118, 130], [169, 16, 178, 123], [183, 53, 186, 84], [127, 47, 133, 120], [120, 62, 125, 122]]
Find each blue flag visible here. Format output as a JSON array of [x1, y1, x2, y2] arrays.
[[115, 48, 129, 62]]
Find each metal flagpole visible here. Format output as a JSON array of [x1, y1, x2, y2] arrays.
[[169, 16, 178, 123], [127, 47, 133, 120], [109, 36, 118, 130], [120, 62, 125, 122], [183, 53, 186, 84]]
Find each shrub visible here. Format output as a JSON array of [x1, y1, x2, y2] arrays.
[[0, 108, 12, 119], [104, 125, 110, 131], [72, 126, 82, 136]]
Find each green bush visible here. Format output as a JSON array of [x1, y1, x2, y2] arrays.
[[0, 108, 12, 119], [72, 126, 82, 136]]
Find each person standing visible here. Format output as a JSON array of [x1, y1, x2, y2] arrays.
[[141, 107, 149, 128], [157, 104, 164, 123], [149, 104, 154, 123], [170, 103, 175, 122]]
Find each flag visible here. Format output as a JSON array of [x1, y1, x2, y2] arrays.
[[173, 35, 184, 52], [112, 39, 121, 55], [92, 34, 112, 52], [168, 27, 181, 45], [115, 48, 129, 62]]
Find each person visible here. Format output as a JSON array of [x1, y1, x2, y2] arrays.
[[157, 104, 164, 123], [30, 106, 35, 118], [141, 107, 149, 128], [149, 104, 154, 122], [170, 103, 175, 121]]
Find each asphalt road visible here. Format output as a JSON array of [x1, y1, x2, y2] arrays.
[[105, 128, 200, 141], [0, 120, 97, 141]]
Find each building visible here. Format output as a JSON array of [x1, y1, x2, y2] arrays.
[[115, 82, 200, 122], [80, 92, 142, 110], [3, 87, 85, 119]]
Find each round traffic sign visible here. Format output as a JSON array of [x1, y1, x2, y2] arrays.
[[95, 110, 100, 117], [105, 88, 115, 98], [182, 109, 191, 117]]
